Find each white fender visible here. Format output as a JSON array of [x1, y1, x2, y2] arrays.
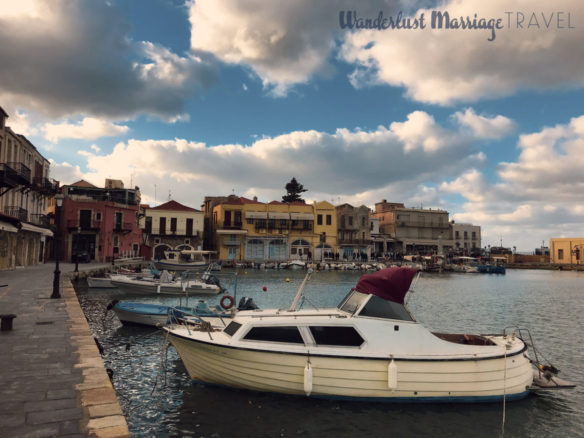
[[388, 359, 398, 391], [304, 361, 313, 396]]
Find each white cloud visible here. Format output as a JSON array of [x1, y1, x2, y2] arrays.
[[43, 117, 130, 142], [188, 0, 401, 96], [0, 0, 217, 120], [340, 0, 584, 104], [453, 108, 515, 139]]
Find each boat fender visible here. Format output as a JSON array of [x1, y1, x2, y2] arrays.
[[304, 360, 313, 396], [388, 358, 398, 391], [220, 295, 235, 310]]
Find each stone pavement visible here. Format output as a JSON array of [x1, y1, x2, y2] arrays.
[[0, 263, 130, 437]]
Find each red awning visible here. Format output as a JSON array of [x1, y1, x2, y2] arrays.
[[354, 267, 419, 304]]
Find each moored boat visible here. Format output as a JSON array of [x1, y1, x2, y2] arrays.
[[154, 250, 216, 272], [109, 271, 222, 295], [165, 267, 574, 402]]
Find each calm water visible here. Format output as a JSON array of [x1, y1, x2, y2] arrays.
[[76, 269, 584, 438]]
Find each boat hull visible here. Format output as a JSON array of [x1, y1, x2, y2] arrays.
[[154, 260, 207, 272], [109, 276, 220, 296], [87, 277, 114, 288], [167, 333, 533, 402]]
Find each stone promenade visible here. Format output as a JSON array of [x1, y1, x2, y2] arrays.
[[0, 263, 130, 437]]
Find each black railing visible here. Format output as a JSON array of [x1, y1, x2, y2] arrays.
[[32, 176, 58, 194], [3, 206, 28, 222], [7, 162, 31, 185], [30, 214, 50, 227], [0, 163, 19, 188]]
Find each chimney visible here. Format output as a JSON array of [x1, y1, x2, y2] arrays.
[[253, 196, 258, 201]]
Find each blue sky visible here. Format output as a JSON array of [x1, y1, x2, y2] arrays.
[[1, 0, 583, 251]]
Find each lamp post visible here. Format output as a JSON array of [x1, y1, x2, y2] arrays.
[[51, 193, 64, 299], [74, 226, 80, 273]]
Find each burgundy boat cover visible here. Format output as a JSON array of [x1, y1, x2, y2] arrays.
[[354, 267, 419, 304]]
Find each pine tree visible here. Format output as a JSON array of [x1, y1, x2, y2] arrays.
[[282, 177, 307, 203]]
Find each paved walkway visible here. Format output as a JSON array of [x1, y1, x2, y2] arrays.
[[0, 263, 130, 437]]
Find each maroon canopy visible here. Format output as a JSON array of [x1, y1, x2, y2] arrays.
[[354, 267, 419, 304]]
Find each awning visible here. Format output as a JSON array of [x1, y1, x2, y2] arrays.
[[245, 211, 268, 219], [268, 212, 290, 219], [20, 223, 54, 236], [0, 220, 18, 233], [290, 213, 314, 220], [216, 229, 248, 234]]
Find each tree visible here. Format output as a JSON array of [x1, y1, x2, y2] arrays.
[[282, 177, 307, 203]]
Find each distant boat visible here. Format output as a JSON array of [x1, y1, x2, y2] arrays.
[[154, 250, 216, 272], [109, 270, 222, 295]]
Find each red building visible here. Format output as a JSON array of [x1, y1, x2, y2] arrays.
[[58, 179, 141, 262]]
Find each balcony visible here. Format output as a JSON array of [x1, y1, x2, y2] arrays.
[[114, 222, 134, 233], [222, 238, 241, 246], [223, 221, 243, 230], [29, 214, 50, 227], [0, 163, 19, 189], [3, 206, 28, 222], [32, 176, 58, 195], [67, 218, 101, 230], [7, 162, 31, 186], [338, 238, 371, 245]]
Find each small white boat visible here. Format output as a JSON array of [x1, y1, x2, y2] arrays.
[[165, 267, 574, 402], [155, 250, 216, 272], [109, 271, 221, 295], [87, 276, 115, 288]]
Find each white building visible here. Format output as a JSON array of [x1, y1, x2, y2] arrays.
[[451, 222, 481, 255]]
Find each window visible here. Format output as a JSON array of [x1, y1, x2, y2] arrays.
[[257, 219, 266, 228], [464, 231, 468, 239], [359, 295, 414, 321], [159, 217, 166, 235], [186, 218, 193, 235], [348, 216, 353, 226], [361, 217, 366, 226], [145, 217, 152, 234], [115, 212, 122, 230], [279, 219, 287, 227], [338, 291, 368, 314], [224, 322, 242, 336], [268, 219, 276, 229], [244, 326, 304, 344], [225, 211, 232, 226], [309, 326, 364, 347], [234, 211, 242, 226], [558, 249, 564, 260], [79, 209, 91, 229], [326, 214, 331, 225], [472, 231, 476, 240], [247, 218, 254, 224], [170, 217, 177, 233], [455, 231, 460, 239], [303, 220, 311, 230], [317, 214, 323, 225]]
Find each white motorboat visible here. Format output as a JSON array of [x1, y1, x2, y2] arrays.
[[87, 276, 115, 288], [165, 267, 574, 402], [154, 250, 216, 272], [109, 271, 221, 295]]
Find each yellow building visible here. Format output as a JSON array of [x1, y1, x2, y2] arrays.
[[212, 196, 338, 262], [550, 237, 584, 265]]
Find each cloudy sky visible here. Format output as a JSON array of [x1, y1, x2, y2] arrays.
[[1, 0, 583, 251]]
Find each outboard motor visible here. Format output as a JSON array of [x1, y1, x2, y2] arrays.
[[237, 297, 259, 311], [205, 274, 226, 293]]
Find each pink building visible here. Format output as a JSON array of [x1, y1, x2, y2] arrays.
[[58, 180, 141, 262]]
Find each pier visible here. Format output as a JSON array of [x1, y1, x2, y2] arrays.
[[0, 263, 130, 437]]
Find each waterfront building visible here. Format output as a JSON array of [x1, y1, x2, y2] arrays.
[[58, 179, 141, 262], [201, 195, 231, 252], [0, 106, 56, 268], [371, 200, 452, 254], [451, 221, 481, 255], [549, 237, 584, 265], [140, 200, 204, 259], [336, 203, 371, 260], [211, 195, 338, 262]]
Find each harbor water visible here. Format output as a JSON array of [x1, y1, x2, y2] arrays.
[[76, 269, 584, 438]]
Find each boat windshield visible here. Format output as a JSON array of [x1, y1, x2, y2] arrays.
[[338, 290, 369, 315], [358, 295, 414, 322]]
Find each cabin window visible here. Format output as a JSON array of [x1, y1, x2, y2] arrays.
[[309, 326, 364, 347], [358, 295, 414, 322], [243, 326, 304, 344], [338, 290, 368, 315], [224, 322, 242, 337]]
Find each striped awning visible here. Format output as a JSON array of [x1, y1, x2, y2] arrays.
[[245, 211, 268, 219], [0, 220, 18, 233], [268, 212, 290, 219], [290, 213, 314, 220], [20, 223, 53, 236]]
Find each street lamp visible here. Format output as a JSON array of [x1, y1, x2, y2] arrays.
[[51, 193, 64, 299]]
